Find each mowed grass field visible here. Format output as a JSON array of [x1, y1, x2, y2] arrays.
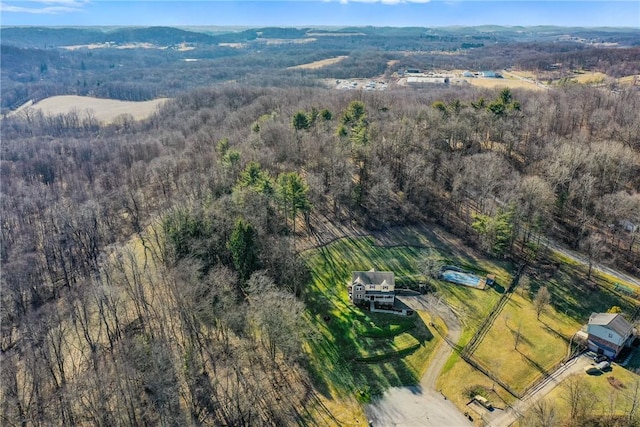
[[566, 71, 607, 84], [289, 55, 348, 69], [10, 95, 169, 123], [301, 226, 519, 415], [303, 237, 441, 398], [465, 76, 545, 91], [471, 290, 580, 394], [439, 247, 638, 411], [619, 75, 640, 86]]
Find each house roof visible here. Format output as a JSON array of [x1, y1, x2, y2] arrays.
[[352, 271, 395, 288], [589, 313, 633, 337]]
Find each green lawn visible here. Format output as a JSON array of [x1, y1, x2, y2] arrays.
[[439, 250, 637, 408], [539, 263, 637, 322], [302, 232, 515, 403], [301, 228, 637, 418], [472, 291, 580, 394], [355, 332, 422, 361], [302, 236, 449, 400]]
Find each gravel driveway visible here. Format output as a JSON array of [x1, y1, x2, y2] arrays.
[[486, 355, 593, 427], [365, 295, 472, 427], [365, 295, 593, 427]]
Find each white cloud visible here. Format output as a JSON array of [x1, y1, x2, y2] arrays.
[[0, 0, 87, 14]]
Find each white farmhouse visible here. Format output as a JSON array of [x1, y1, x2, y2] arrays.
[[586, 312, 635, 359]]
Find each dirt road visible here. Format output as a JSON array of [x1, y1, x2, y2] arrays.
[[365, 296, 471, 427], [542, 237, 640, 287]]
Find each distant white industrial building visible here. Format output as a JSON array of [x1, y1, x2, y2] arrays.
[[479, 71, 501, 78], [406, 76, 450, 86]]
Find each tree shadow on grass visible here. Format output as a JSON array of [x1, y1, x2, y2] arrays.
[[540, 320, 570, 343], [304, 298, 431, 401], [508, 325, 534, 347], [302, 232, 476, 402], [517, 349, 551, 380], [490, 282, 506, 294], [535, 264, 635, 322]]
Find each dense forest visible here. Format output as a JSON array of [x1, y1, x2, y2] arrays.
[[1, 25, 640, 426]]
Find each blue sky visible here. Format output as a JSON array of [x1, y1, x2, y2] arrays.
[[1, 1, 639, 27]]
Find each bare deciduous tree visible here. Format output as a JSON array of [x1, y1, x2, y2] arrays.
[[523, 398, 558, 427], [562, 375, 591, 424], [579, 234, 606, 280], [534, 286, 551, 320]]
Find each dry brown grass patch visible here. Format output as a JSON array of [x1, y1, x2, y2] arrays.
[[10, 95, 169, 124], [466, 77, 544, 91], [289, 56, 348, 70]]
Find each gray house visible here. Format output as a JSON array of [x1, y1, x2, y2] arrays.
[[587, 313, 635, 358], [348, 270, 395, 307]]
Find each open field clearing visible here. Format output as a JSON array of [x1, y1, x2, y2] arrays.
[[472, 291, 580, 394], [568, 71, 607, 84], [218, 42, 247, 48], [260, 37, 316, 45], [61, 42, 168, 50], [306, 31, 367, 36], [289, 55, 348, 69], [505, 70, 538, 80], [302, 224, 517, 412], [10, 95, 169, 123], [619, 74, 640, 86], [439, 247, 638, 415], [303, 236, 443, 406], [465, 76, 545, 91]]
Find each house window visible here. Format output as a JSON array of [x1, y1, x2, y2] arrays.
[[382, 285, 389, 290]]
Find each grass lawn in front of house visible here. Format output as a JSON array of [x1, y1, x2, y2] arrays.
[[302, 230, 518, 408], [442, 249, 638, 408], [303, 236, 442, 402], [472, 290, 581, 394]]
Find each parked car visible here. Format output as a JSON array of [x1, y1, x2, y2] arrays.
[[594, 355, 608, 363], [474, 395, 493, 410], [584, 365, 600, 374]]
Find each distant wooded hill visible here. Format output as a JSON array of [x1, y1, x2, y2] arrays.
[[2, 25, 639, 49], [1, 25, 638, 111]]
